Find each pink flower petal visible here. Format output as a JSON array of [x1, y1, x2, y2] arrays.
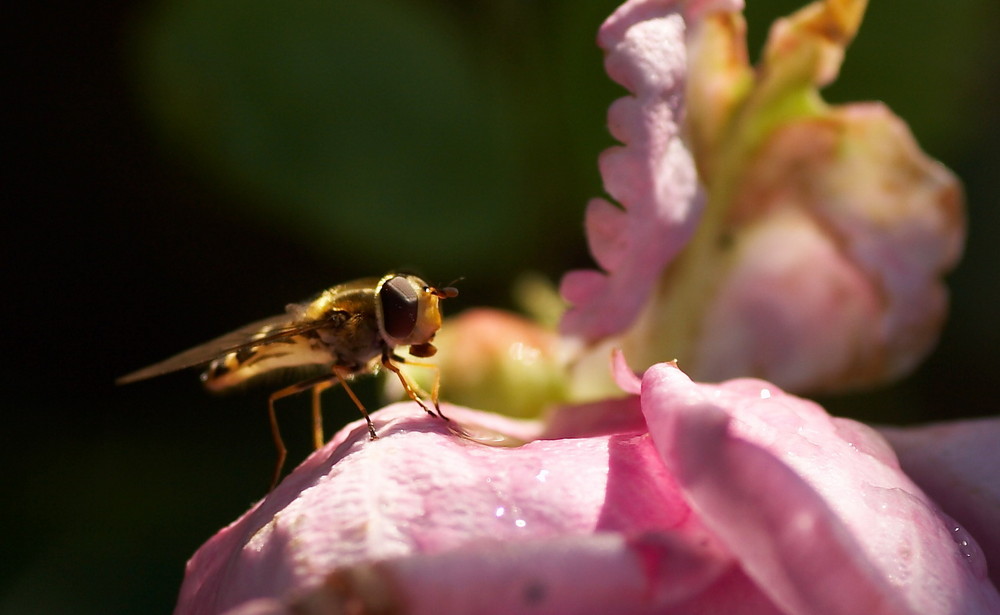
[[564, 0, 963, 395], [693, 105, 963, 390], [176, 365, 999, 614], [880, 419, 1000, 589], [540, 396, 646, 440], [612, 346, 643, 395], [641, 362, 1000, 614], [691, 206, 884, 390], [219, 533, 770, 615], [177, 404, 711, 614], [559, 0, 743, 341]]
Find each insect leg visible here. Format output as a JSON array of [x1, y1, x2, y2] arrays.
[[332, 369, 378, 440], [310, 379, 336, 450], [391, 353, 448, 421], [381, 353, 449, 421], [267, 373, 338, 490]]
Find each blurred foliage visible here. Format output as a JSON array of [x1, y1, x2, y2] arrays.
[[6, 0, 1000, 613], [130, 0, 622, 283]]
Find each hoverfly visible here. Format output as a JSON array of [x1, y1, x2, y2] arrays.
[[117, 273, 459, 488]]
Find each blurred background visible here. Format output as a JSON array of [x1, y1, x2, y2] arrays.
[[6, 0, 999, 612]]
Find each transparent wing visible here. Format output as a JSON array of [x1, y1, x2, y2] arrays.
[[116, 313, 335, 385]]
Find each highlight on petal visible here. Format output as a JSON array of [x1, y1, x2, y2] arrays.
[[640, 362, 1000, 614], [558, 0, 743, 341]]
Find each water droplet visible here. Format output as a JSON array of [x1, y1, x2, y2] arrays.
[[953, 526, 975, 558], [535, 469, 549, 483], [514, 519, 527, 528], [495, 506, 506, 518], [760, 388, 771, 399], [942, 513, 987, 580]]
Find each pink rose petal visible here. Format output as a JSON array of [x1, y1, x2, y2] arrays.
[[564, 0, 964, 395], [641, 362, 1000, 614], [177, 365, 999, 614], [177, 403, 722, 614], [559, 0, 745, 341], [691, 207, 884, 390], [219, 532, 770, 615], [694, 105, 963, 390], [880, 419, 1000, 588], [168, 0, 989, 612]]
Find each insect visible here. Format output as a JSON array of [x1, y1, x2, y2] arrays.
[[117, 273, 459, 488]]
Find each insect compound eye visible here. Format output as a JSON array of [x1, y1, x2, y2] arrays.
[[379, 275, 420, 340]]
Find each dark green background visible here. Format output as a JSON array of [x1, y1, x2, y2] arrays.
[[7, 0, 999, 612]]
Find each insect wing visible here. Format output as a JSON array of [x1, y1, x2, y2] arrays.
[[116, 313, 329, 385]]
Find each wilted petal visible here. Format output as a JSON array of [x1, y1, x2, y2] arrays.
[[880, 419, 1000, 588], [641, 362, 1000, 614], [759, 0, 866, 88]]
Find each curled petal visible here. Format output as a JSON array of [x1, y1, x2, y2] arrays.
[[612, 346, 643, 394], [559, 0, 745, 341], [641, 363, 1000, 614]]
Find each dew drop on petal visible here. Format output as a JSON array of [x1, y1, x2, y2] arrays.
[[943, 514, 988, 579], [760, 388, 772, 399]]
